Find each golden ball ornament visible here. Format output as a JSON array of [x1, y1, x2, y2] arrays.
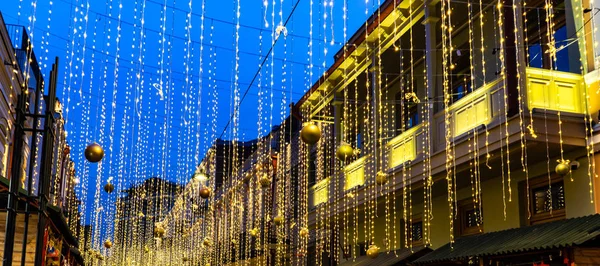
[[144, 245, 150, 253], [250, 228, 259, 237], [84, 142, 104, 163], [199, 187, 211, 199], [182, 257, 189, 262], [300, 123, 321, 145], [203, 237, 212, 247], [299, 227, 309, 238], [375, 171, 388, 185], [104, 240, 112, 249], [366, 245, 380, 259], [104, 182, 115, 193], [273, 215, 284, 226], [336, 143, 354, 161], [259, 175, 271, 188], [555, 160, 571, 176], [154, 225, 165, 238]]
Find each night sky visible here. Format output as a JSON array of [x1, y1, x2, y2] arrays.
[[0, 0, 382, 227]]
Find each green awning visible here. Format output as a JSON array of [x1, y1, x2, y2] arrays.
[[338, 246, 430, 266], [414, 214, 600, 264]]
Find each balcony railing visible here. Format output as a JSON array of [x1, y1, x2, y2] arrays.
[[526, 67, 585, 114], [309, 177, 330, 208], [386, 124, 422, 169], [344, 156, 368, 190]]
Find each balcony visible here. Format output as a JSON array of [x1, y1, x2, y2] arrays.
[[526, 67, 586, 114], [344, 156, 368, 190], [386, 124, 423, 170], [309, 177, 330, 208]]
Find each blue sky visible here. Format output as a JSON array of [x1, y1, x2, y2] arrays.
[[0, 0, 382, 227]]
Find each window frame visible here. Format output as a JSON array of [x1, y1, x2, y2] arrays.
[[456, 198, 483, 237], [527, 174, 566, 225], [408, 216, 424, 246]]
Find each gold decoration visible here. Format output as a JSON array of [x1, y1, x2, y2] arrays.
[[375, 171, 388, 185], [203, 237, 212, 247], [199, 187, 211, 199], [300, 123, 321, 145], [154, 225, 165, 238], [273, 215, 284, 226], [84, 142, 104, 163], [259, 174, 271, 188], [555, 159, 571, 176], [336, 142, 354, 161], [144, 245, 150, 253], [366, 245, 380, 259], [104, 240, 112, 249], [299, 227, 309, 238], [104, 182, 115, 193], [250, 228, 259, 237], [182, 257, 189, 262]]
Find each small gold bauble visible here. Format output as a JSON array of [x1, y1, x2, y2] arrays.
[[144, 245, 150, 253], [273, 215, 284, 226], [250, 228, 259, 237], [84, 142, 104, 163], [366, 245, 380, 259], [259, 175, 271, 188], [299, 227, 309, 238], [555, 160, 571, 176], [199, 187, 211, 199], [104, 182, 115, 193], [336, 143, 354, 161], [182, 257, 189, 262], [154, 225, 165, 238], [375, 171, 388, 185], [203, 237, 212, 247], [300, 123, 321, 145], [104, 240, 112, 249]]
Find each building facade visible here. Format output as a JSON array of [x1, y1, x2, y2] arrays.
[[297, 0, 600, 265], [0, 12, 84, 266]]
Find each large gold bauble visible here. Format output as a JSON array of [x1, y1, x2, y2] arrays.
[[299, 227, 309, 238], [199, 187, 211, 199], [300, 123, 321, 145], [250, 228, 259, 237], [104, 183, 115, 193], [203, 237, 212, 247], [154, 225, 165, 238], [336, 143, 354, 162], [375, 171, 388, 185], [555, 160, 571, 176], [366, 245, 380, 259], [84, 143, 104, 163], [104, 240, 112, 249], [273, 215, 284, 226], [259, 175, 271, 188]]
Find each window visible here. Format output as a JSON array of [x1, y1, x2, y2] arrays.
[[395, 90, 420, 133], [456, 199, 483, 237], [528, 174, 566, 225], [408, 218, 423, 246]]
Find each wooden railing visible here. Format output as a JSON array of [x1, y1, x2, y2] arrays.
[[526, 67, 585, 114]]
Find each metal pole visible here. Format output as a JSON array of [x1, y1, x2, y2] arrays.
[[34, 57, 58, 266], [20, 63, 44, 266], [3, 80, 28, 266]]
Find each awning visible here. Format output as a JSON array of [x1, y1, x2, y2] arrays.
[[48, 204, 79, 247], [338, 246, 431, 266], [414, 214, 600, 264]]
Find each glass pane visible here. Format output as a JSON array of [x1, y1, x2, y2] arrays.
[[465, 208, 482, 228], [528, 43, 543, 68], [411, 221, 423, 242], [533, 181, 565, 214]]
